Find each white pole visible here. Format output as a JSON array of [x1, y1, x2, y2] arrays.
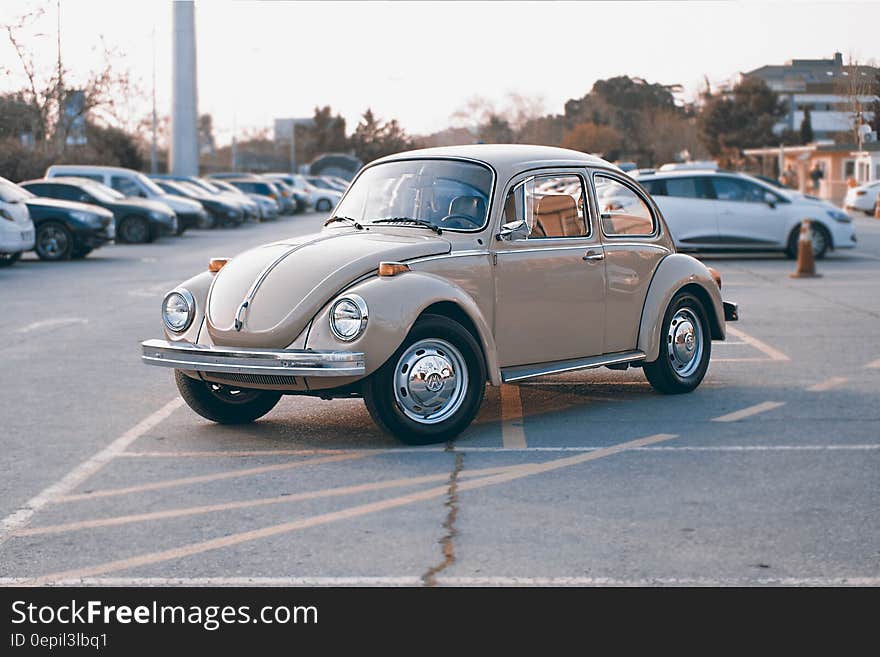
[[170, 1, 199, 176]]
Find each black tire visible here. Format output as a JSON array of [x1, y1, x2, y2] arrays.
[[175, 222, 187, 236], [363, 314, 486, 444], [0, 252, 21, 267], [198, 212, 217, 230], [34, 221, 73, 261], [785, 223, 829, 259], [71, 246, 93, 260], [316, 199, 332, 212], [643, 291, 712, 395], [118, 215, 152, 244], [175, 370, 282, 424]]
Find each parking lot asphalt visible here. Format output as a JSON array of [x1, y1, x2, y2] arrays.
[[1, 213, 878, 586]]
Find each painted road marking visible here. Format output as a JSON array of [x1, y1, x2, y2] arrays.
[[866, 358, 880, 369], [55, 452, 369, 503], [500, 384, 527, 448], [14, 317, 88, 334], [0, 398, 184, 547], [119, 449, 346, 458], [807, 376, 848, 392], [25, 433, 677, 584], [725, 326, 790, 361], [712, 401, 785, 423], [15, 465, 519, 538], [3, 575, 877, 587]]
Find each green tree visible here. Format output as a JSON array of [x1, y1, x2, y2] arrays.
[[800, 106, 814, 144], [698, 77, 786, 157], [350, 109, 415, 162]]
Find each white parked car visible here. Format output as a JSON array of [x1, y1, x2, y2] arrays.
[[844, 180, 880, 215], [635, 170, 857, 258], [45, 164, 206, 235], [0, 176, 36, 266]]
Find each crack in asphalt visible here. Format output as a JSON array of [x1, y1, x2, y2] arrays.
[[421, 449, 464, 587]]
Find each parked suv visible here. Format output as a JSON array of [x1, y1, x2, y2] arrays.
[[44, 165, 204, 235], [21, 178, 177, 243], [634, 170, 856, 258], [0, 176, 35, 266]]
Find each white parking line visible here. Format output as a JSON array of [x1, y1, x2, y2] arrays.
[[807, 376, 848, 392], [500, 384, 527, 448], [712, 401, 785, 423], [866, 358, 880, 369], [0, 398, 184, 546], [14, 317, 88, 334], [725, 326, 790, 361], [2, 575, 876, 587]]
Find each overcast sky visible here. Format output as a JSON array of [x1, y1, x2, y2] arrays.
[[1, 1, 877, 145]]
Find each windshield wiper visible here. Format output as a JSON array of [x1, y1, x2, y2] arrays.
[[324, 215, 364, 229], [371, 217, 442, 234]]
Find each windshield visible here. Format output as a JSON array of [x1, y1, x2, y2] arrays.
[[136, 172, 165, 196], [0, 177, 33, 202], [332, 159, 493, 231]]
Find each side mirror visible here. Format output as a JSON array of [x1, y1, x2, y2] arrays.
[[764, 192, 777, 208], [496, 218, 531, 241]]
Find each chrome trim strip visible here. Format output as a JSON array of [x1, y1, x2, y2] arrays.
[[141, 339, 365, 377], [495, 244, 601, 255], [501, 350, 646, 383], [407, 249, 489, 264]]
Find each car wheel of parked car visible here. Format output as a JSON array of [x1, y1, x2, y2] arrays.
[[198, 213, 216, 230], [175, 223, 187, 236], [316, 199, 332, 212], [118, 216, 152, 244], [71, 247, 93, 260], [35, 221, 73, 261], [363, 314, 486, 444], [643, 291, 712, 395], [0, 252, 22, 267], [785, 223, 829, 259], [174, 370, 282, 424]]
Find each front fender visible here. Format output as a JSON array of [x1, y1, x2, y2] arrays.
[[638, 254, 725, 362], [163, 270, 215, 343], [305, 271, 501, 386]]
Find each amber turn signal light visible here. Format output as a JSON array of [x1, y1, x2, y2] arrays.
[[707, 266, 722, 290], [378, 261, 410, 277], [209, 257, 230, 273]]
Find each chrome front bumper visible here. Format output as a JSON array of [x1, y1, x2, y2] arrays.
[[141, 339, 365, 377]]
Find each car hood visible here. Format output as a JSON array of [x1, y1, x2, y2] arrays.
[[113, 198, 174, 215], [159, 194, 203, 213], [24, 197, 114, 218], [205, 229, 451, 348]]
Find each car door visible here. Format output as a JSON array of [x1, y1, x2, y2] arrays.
[[641, 176, 719, 249], [493, 170, 606, 367], [710, 175, 788, 247], [592, 171, 673, 353]]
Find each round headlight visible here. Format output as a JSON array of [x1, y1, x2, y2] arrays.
[[330, 295, 368, 341], [162, 290, 195, 333]]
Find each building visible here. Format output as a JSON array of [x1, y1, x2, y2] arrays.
[[740, 52, 878, 140], [744, 141, 880, 205]]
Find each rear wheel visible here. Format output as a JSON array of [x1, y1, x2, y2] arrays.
[[316, 199, 332, 212], [35, 221, 73, 261], [363, 314, 486, 444], [175, 370, 282, 424], [643, 291, 712, 394], [118, 215, 152, 244]]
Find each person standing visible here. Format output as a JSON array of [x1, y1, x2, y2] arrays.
[[809, 163, 824, 194]]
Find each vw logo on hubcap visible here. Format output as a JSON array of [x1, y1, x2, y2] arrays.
[[425, 372, 444, 392]]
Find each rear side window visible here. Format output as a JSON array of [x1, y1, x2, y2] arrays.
[[641, 179, 666, 196], [665, 177, 711, 199], [595, 175, 655, 236], [711, 176, 767, 203]]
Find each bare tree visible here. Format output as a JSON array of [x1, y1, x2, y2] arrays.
[[836, 54, 879, 148]]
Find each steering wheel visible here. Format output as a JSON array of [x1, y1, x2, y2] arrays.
[[439, 213, 482, 229]]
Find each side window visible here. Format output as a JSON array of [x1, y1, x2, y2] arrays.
[[54, 184, 85, 202], [502, 174, 589, 239], [111, 176, 141, 197], [665, 177, 711, 199], [595, 175, 655, 236], [711, 176, 770, 204], [641, 179, 666, 196]]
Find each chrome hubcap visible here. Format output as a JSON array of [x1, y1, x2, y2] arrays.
[[39, 226, 67, 257], [811, 230, 825, 254], [667, 308, 703, 377], [393, 338, 468, 424]]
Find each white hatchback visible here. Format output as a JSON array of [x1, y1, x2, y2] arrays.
[[635, 170, 857, 259], [0, 176, 36, 266]]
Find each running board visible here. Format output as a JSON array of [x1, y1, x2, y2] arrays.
[[501, 351, 647, 383]]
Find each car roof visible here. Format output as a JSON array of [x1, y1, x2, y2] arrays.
[[636, 169, 742, 180], [46, 164, 137, 175], [22, 176, 96, 187], [371, 144, 616, 180]]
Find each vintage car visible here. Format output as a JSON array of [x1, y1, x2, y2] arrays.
[[141, 145, 738, 444]]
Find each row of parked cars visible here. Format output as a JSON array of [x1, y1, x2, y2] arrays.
[[0, 165, 349, 265]]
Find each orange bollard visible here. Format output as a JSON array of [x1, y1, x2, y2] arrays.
[[790, 219, 821, 278], [874, 193, 880, 219]]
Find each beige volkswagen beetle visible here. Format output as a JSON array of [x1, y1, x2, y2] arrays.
[[142, 145, 738, 444]]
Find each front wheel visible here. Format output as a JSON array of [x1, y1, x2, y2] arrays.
[[35, 221, 73, 261], [175, 370, 282, 424], [316, 199, 332, 212], [785, 223, 829, 259], [643, 291, 712, 394], [118, 216, 152, 244], [0, 252, 21, 267], [363, 314, 486, 444]]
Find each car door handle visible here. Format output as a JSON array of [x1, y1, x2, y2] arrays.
[[582, 250, 605, 261]]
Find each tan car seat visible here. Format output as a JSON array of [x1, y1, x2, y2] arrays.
[[533, 194, 582, 237]]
